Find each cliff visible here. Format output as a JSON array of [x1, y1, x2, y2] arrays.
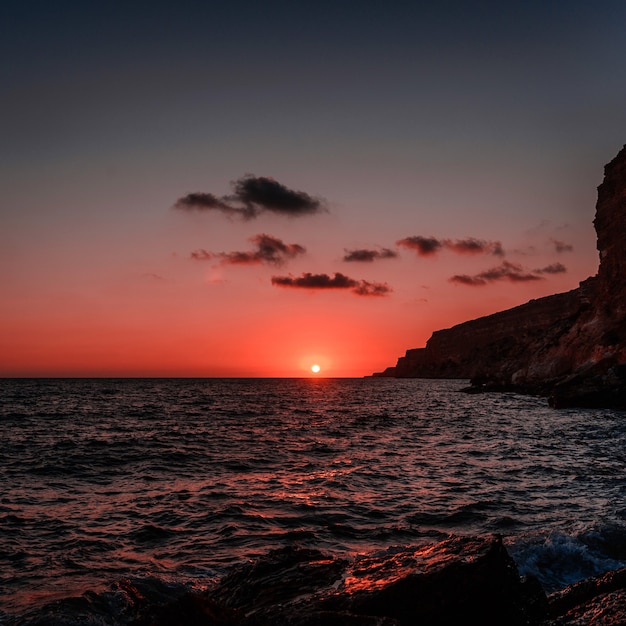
[[373, 145, 626, 408]]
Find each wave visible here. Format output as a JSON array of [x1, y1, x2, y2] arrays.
[[509, 522, 626, 592]]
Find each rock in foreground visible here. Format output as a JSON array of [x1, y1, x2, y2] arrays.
[[547, 567, 626, 625], [15, 536, 626, 625], [133, 536, 549, 626]]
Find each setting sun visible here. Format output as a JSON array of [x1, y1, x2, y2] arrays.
[[311, 364, 321, 373]]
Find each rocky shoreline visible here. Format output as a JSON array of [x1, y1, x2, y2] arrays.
[[372, 145, 626, 410], [115, 537, 626, 625], [12, 536, 626, 625]]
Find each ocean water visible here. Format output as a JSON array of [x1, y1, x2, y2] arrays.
[[2, 378, 626, 623]]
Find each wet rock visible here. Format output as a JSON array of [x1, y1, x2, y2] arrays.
[[132, 536, 549, 626], [16, 539, 626, 625], [211, 546, 347, 615], [547, 567, 626, 624], [33, 537, 626, 625], [323, 535, 548, 626]]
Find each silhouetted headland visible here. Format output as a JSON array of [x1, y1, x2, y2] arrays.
[[372, 145, 626, 409]]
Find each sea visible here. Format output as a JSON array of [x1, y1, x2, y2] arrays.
[[2, 377, 626, 624]]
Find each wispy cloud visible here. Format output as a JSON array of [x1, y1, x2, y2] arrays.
[[550, 238, 574, 253], [191, 234, 305, 266], [444, 238, 504, 256], [534, 262, 567, 275], [449, 260, 561, 286], [175, 175, 326, 219], [397, 235, 504, 257], [174, 192, 236, 215], [271, 272, 392, 296], [343, 247, 398, 262]]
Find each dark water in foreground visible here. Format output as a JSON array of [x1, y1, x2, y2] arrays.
[[2, 378, 626, 623]]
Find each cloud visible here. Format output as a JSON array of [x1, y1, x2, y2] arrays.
[[444, 238, 504, 256], [353, 280, 394, 296], [550, 238, 574, 253], [396, 236, 443, 256], [271, 272, 392, 296], [190, 250, 212, 261], [343, 247, 398, 262], [173, 192, 239, 216], [397, 235, 503, 256], [231, 176, 323, 216], [450, 261, 547, 286], [174, 175, 326, 219], [534, 262, 567, 275], [191, 234, 305, 266]]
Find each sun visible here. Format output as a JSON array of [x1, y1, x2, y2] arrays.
[[311, 364, 321, 374]]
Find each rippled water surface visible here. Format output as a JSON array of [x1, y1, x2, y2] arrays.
[[2, 378, 626, 619]]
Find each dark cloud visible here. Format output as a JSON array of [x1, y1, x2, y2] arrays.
[[396, 236, 443, 256], [397, 235, 504, 257], [230, 176, 323, 216], [534, 262, 567, 275], [271, 272, 391, 296], [450, 261, 546, 286], [444, 238, 504, 256], [174, 192, 241, 216], [448, 274, 489, 286], [550, 238, 574, 253], [272, 272, 354, 289], [343, 247, 398, 262], [353, 280, 393, 296], [175, 176, 326, 219], [190, 250, 214, 261], [191, 234, 305, 266]]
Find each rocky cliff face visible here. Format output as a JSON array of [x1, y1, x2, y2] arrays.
[[373, 145, 626, 408]]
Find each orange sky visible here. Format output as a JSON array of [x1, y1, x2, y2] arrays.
[[1, 208, 598, 377], [2, 1, 622, 377]]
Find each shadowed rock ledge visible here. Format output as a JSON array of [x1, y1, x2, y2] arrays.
[[126, 536, 626, 626], [15, 537, 626, 625], [372, 145, 626, 409], [129, 536, 548, 625]]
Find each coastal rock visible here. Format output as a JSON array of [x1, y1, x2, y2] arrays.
[[547, 567, 626, 624], [19, 538, 626, 625], [132, 536, 549, 626], [372, 145, 626, 409], [321, 535, 548, 626]]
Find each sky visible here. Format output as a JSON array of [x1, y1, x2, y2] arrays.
[[2, 0, 626, 377]]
